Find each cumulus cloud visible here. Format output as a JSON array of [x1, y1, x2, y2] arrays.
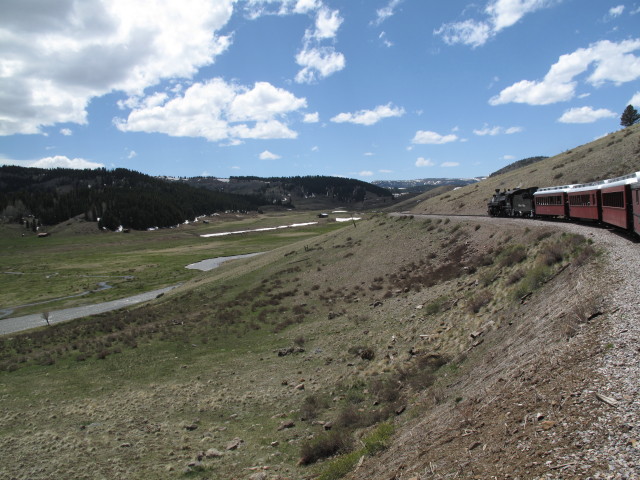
[[294, 5, 346, 83], [60, 128, 73, 136], [415, 157, 435, 167], [331, 104, 405, 126], [441, 161, 460, 167], [259, 150, 281, 160], [473, 124, 523, 135], [310, 7, 343, 40], [435, 0, 558, 48], [412, 130, 458, 144], [359, 170, 374, 177], [490, 39, 640, 106], [629, 92, 640, 107], [557, 106, 616, 123], [295, 46, 346, 83], [0, 0, 234, 136], [115, 78, 306, 142], [303, 112, 319, 123], [0, 155, 103, 169]]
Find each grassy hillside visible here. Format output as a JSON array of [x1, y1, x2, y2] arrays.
[[409, 123, 640, 215], [0, 211, 601, 479]]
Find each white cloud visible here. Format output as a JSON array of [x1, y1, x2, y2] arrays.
[[331, 104, 405, 126], [127, 150, 137, 159], [629, 92, 640, 107], [379, 32, 394, 48], [115, 78, 305, 142], [303, 112, 320, 123], [487, 0, 556, 32], [310, 8, 343, 40], [294, 0, 320, 14], [434, 19, 492, 48], [441, 161, 460, 167], [359, 170, 374, 177], [415, 157, 435, 167], [503, 155, 516, 160], [435, 0, 558, 48], [244, 0, 321, 17], [295, 46, 346, 83], [259, 150, 281, 160], [60, 128, 73, 136], [412, 130, 458, 144], [474, 124, 523, 135], [0, 0, 234, 136], [373, 0, 403, 26], [228, 82, 307, 122], [608, 5, 625, 18], [557, 106, 616, 123], [490, 39, 640, 106], [0, 155, 103, 169]]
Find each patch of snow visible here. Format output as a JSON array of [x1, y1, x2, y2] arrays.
[[200, 222, 318, 238]]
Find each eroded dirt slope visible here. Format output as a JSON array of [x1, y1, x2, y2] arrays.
[[348, 218, 640, 480]]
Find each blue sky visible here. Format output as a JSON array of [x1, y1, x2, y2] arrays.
[[1, 0, 639, 180]]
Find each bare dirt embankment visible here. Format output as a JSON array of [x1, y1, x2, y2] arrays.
[[348, 217, 640, 480]]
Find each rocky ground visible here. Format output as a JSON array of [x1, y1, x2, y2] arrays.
[[348, 217, 640, 480]]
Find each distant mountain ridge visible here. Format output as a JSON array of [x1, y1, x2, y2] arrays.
[[373, 177, 483, 194], [0, 167, 395, 229], [180, 175, 394, 209], [0, 166, 263, 230]]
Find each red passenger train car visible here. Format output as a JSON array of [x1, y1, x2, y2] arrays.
[[633, 182, 640, 236], [567, 181, 603, 222], [600, 172, 638, 231], [533, 185, 572, 218]]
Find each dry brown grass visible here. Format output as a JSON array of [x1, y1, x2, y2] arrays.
[[408, 123, 640, 216]]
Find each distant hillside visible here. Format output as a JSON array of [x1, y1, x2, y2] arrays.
[[411, 123, 640, 216], [488, 156, 548, 177], [182, 174, 394, 209], [0, 166, 262, 230], [373, 177, 482, 195]]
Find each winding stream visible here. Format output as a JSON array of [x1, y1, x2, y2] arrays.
[[0, 253, 262, 335]]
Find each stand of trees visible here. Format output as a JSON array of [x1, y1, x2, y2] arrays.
[[0, 166, 264, 230], [230, 175, 392, 203]]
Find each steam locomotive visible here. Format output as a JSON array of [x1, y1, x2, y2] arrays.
[[487, 171, 640, 237]]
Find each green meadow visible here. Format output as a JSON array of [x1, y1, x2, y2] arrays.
[[0, 212, 344, 317]]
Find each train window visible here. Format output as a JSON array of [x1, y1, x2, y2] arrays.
[[602, 191, 624, 208], [536, 195, 562, 206], [569, 194, 590, 206]]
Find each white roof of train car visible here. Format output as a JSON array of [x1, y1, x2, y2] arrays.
[[534, 171, 640, 195]]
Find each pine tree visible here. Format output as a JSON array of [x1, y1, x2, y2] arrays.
[[620, 105, 640, 127]]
